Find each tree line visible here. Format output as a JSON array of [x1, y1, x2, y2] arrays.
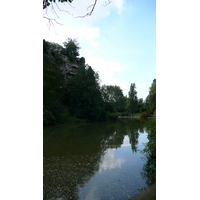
[[43, 38, 156, 125]]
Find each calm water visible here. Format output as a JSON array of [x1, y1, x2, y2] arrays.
[[43, 119, 150, 200]]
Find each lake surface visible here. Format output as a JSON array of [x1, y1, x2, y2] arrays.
[[43, 119, 151, 200]]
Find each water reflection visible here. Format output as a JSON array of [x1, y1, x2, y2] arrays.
[[99, 149, 125, 172], [43, 119, 148, 200], [140, 122, 156, 187]]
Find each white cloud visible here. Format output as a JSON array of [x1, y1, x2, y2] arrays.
[[84, 49, 123, 78], [99, 150, 125, 172], [83, 50, 131, 96], [113, 0, 125, 15], [77, 27, 99, 47], [43, 0, 125, 47]]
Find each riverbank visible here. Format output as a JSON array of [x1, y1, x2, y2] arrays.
[[129, 183, 156, 200], [118, 116, 140, 119]]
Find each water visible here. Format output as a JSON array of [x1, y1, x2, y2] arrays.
[[43, 119, 150, 200]]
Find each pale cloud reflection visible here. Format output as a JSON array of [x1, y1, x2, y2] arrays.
[[99, 150, 125, 172], [85, 186, 98, 200], [121, 136, 131, 147]]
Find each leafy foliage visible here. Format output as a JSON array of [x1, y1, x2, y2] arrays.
[[62, 38, 80, 58], [141, 111, 156, 186], [43, 40, 64, 103], [101, 85, 126, 112], [43, 39, 66, 125], [43, 0, 73, 10], [65, 65, 107, 121], [146, 79, 156, 112], [126, 83, 138, 116], [140, 109, 152, 119]]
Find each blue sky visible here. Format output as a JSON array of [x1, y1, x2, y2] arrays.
[[43, 0, 156, 100]]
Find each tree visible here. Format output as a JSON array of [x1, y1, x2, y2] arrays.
[[146, 79, 156, 112], [61, 38, 80, 61], [127, 83, 138, 117], [65, 64, 106, 121], [43, 39, 66, 125], [101, 85, 126, 112]]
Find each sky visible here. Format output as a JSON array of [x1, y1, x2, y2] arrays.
[[43, 0, 156, 100]]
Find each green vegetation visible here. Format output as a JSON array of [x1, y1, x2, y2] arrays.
[[101, 85, 126, 113], [43, 38, 156, 126], [64, 64, 106, 122], [43, 0, 73, 10], [141, 110, 156, 186], [126, 83, 138, 117]]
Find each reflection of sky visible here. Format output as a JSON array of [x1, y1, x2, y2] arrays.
[[99, 149, 125, 172], [137, 132, 149, 150], [121, 135, 131, 147], [78, 131, 149, 200]]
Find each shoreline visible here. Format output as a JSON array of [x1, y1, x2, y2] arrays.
[[118, 116, 140, 119]]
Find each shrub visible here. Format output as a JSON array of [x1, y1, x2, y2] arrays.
[[140, 109, 152, 119], [118, 111, 129, 116], [104, 102, 115, 113], [107, 112, 118, 121], [43, 108, 56, 126], [98, 110, 108, 121]]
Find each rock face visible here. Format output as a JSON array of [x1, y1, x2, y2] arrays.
[[60, 56, 84, 81]]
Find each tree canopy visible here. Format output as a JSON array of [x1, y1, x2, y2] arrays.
[[127, 83, 138, 117], [65, 65, 106, 121], [101, 85, 126, 112], [146, 79, 156, 112], [62, 38, 80, 58]]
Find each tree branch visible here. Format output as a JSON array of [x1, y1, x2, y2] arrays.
[[51, 3, 60, 19], [75, 0, 97, 18], [43, 16, 63, 26], [101, 0, 112, 6], [43, 16, 63, 34], [55, 2, 74, 16]]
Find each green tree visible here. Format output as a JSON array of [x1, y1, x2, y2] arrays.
[[43, 40, 64, 104], [149, 79, 156, 112], [65, 65, 106, 121], [141, 110, 156, 186], [101, 85, 126, 112], [43, 39, 66, 125], [146, 79, 156, 112], [127, 83, 138, 117], [62, 38, 80, 61]]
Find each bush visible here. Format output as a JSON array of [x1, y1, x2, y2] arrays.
[[43, 108, 56, 126], [98, 111, 108, 121], [118, 111, 129, 116], [140, 109, 152, 119], [104, 102, 115, 113], [107, 112, 118, 121]]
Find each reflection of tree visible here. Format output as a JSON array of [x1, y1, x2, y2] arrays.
[[104, 121, 127, 149], [123, 119, 141, 153], [43, 122, 117, 199], [43, 119, 147, 199], [140, 117, 156, 186]]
